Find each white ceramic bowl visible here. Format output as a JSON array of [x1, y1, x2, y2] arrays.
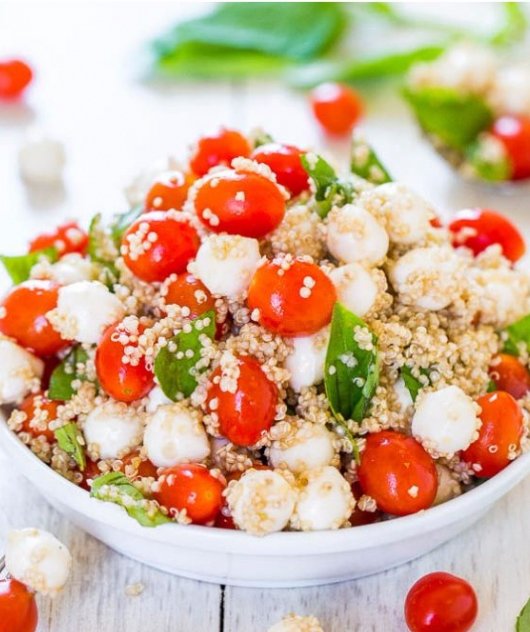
[[2, 419, 529, 588]]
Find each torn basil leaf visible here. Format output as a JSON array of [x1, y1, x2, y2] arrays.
[[351, 135, 392, 184], [54, 422, 86, 470], [48, 347, 90, 401], [401, 365, 430, 402], [0, 247, 58, 285], [300, 153, 354, 218], [503, 315, 530, 356]]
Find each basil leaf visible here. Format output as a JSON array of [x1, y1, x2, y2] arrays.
[[109, 205, 143, 247], [517, 596, 530, 632], [300, 153, 354, 218], [503, 315, 530, 356], [154, 310, 216, 400], [491, 2, 528, 47], [90, 472, 171, 528], [54, 422, 86, 470], [87, 213, 118, 285], [351, 135, 392, 184], [0, 247, 58, 285], [48, 347, 90, 401], [400, 366, 430, 402], [487, 379, 497, 393]]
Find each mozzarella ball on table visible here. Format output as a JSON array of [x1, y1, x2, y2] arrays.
[[45, 254, 94, 285], [329, 263, 379, 317], [412, 385, 481, 456], [226, 469, 297, 536], [268, 615, 324, 632], [83, 401, 143, 460], [144, 403, 210, 468], [471, 266, 530, 328], [269, 422, 335, 474], [0, 339, 43, 404], [290, 466, 355, 531], [145, 385, 173, 414], [6, 528, 71, 596], [284, 326, 329, 392], [18, 134, 66, 185]]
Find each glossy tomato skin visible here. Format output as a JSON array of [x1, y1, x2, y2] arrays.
[[489, 353, 530, 400], [0, 578, 38, 632], [491, 114, 530, 181], [163, 273, 216, 318], [462, 391, 523, 477], [121, 211, 200, 283], [19, 391, 60, 443], [154, 464, 225, 524], [190, 128, 251, 177], [120, 449, 158, 479], [404, 572, 478, 632], [195, 170, 285, 238], [0, 59, 33, 99], [206, 355, 278, 447], [144, 170, 191, 212], [0, 280, 68, 357], [358, 431, 438, 516], [251, 143, 310, 197], [310, 82, 364, 135], [448, 208, 525, 263], [247, 259, 336, 337], [29, 220, 88, 256], [79, 458, 101, 491]]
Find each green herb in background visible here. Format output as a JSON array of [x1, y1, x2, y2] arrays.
[[517, 596, 530, 631], [0, 247, 58, 285]]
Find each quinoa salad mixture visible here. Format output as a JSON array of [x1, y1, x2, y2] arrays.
[[2, 128, 530, 536]]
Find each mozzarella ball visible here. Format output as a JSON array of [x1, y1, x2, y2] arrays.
[[434, 464, 462, 506], [0, 339, 43, 404], [226, 469, 297, 536], [6, 528, 71, 596], [145, 385, 173, 414], [488, 66, 530, 117], [329, 264, 378, 316], [189, 234, 261, 299], [52, 281, 125, 344], [83, 402, 143, 460], [393, 377, 413, 414], [412, 386, 481, 455], [472, 266, 530, 328], [18, 134, 66, 185], [284, 327, 329, 391], [290, 466, 355, 531], [326, 204, 389, 266], [268, 615, 324, 632], [144, 403, 210, 468], [41, 254, 94, 285], [269, 422, 335, 474], [390, 246, 462, 310]]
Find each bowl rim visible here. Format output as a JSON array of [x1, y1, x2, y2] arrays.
[[2, 418, 529, 556]]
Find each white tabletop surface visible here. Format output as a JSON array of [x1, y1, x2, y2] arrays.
[[1, 3, 530, 631]]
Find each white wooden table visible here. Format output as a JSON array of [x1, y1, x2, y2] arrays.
[[1, 3, 530, 630]]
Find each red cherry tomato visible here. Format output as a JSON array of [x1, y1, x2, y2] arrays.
[[206, 355, 278, 447], [0, 59, 33, 99], [29, 221, 88, 256], [462, 391, 523, 477], [0, 280, 68, 357], [448, 208, 525, 263], [310, 82, 364, 136], [489, 353, 530, 400], [144, 170, 191, 212], [491, 114, 530, 181], [95, 321, 154, 403], [247, 258, 336, 337], [195, 170, 285, 238], [79, 458, 101, 491], [214, 511, 236, 530], [19, 391, 60, 443], [251, 143, 310, 197], [349, 482, 382, 527], [404, 572, 478, 632], [154, 463, 225, 524], [190, 128, 251, 177], [121, 211, 200, 282], [163, 273, 216, 318], [0, 578, 38, 632], [358, 430, 438, 516], [119, 449, 158, 479]]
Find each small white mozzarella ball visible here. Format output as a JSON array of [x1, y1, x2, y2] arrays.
[[472, 266, 530, 328], [434, 464, 462, 506], [0, 339, 43, 404], [124, 156, 179, 206], [18, 134, 66, 185], [268, 615, 324, 632], [226, 469, 297, 536], [412, 386, 480, 456], [269, 422, 335, 474], [53, 281, 125, 344], [189, 234, 261, 299], [291, 466, 355, 531], [393, 377, 413, 414], [47, 254, 94, 285], [145, 385, 173, 414], [144, 403, 210, 468], [326, 204, 389, 266], [390, 246, 462, 310], [488, 66, 530, 117], [329, 264, 378, 316], [83, 402, 143, 460], [6, 528, 72, 596], [284, 327, 329, 391]]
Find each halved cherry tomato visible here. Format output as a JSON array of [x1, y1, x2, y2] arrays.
[[0, 578, 38, 632], [144, 170, 191, 212], [357, 430, 438, 516], [0, 59, 33, 99], [190, 128, 251, 177], [0, 280, 68, 357], [19, 391, 60, 443], [120, 449, 158, 479], [310, 82, 364, 136], [462, 391, 523, 477], [247, 258, 336, 337], [448, 208, 525, 263], [489, 353, 530, 400], [491, 114, 530, 181], [29, 221, 88, 256], [251, 143, 310, 197], [349, 481, 382, 527]]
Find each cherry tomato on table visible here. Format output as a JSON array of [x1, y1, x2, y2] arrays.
[[489, 353, 530, 400], [491, 114, 530, 181], [0, 59, 33, 99], [251, 143, 310, 197], [29, 221, 88, 256], [19, 391, 60, 443], [0, 578, 38, 632], [190, 128, 251, 177], [310, 82, 364, 136], [144, 170, 192, 212]]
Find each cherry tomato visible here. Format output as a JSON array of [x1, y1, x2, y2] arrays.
[[195, 170, 285, 238], [491, 114, 530, 181], [357, 430, 437, 516], [251, 143, 310, 197], [95, 321, 154, 403], [19, 391, 60, 443], [0, 59, 33, 99], [310, 82, 364, 136], [404, 572, 478, 632], [79, 458, 101, 491], [206, 355, 278, 446], [462, 391, 523, 477], [0, 578, 38, 632], [0, 280, 68, 356], [163, 273, 216, 318], [121, 211, 200, 282], [29, 221, 88, 256], [247, 258, 336, 337], [448, 208, 525, 263], [349, 481, 382, 527], [144, 170, 191, 212], [214, 511, 236, 530], [154, 463, 225, 524], [120, 449, 158, 479], [489, 353, 530, 400], [190, 128, 251, 177]]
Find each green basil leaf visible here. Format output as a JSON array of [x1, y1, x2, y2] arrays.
[[0, 247, 58, 285], [466, 138, 512, 182], [400, 365, 430, 402], [516, 596, 530, 632], [54, 422, 86, 470], [503, 315, 530, 356], [300, 153, 354, 218], [48, 347, 90, 401], [87, 213, 118, 285], [154, 310, 216, 401], [109, 205, 143, 247], [491, 2, 528, 47], [90, 472, 171, 528], [487, 379, 497, 393], [351, 135, 392, 184]]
